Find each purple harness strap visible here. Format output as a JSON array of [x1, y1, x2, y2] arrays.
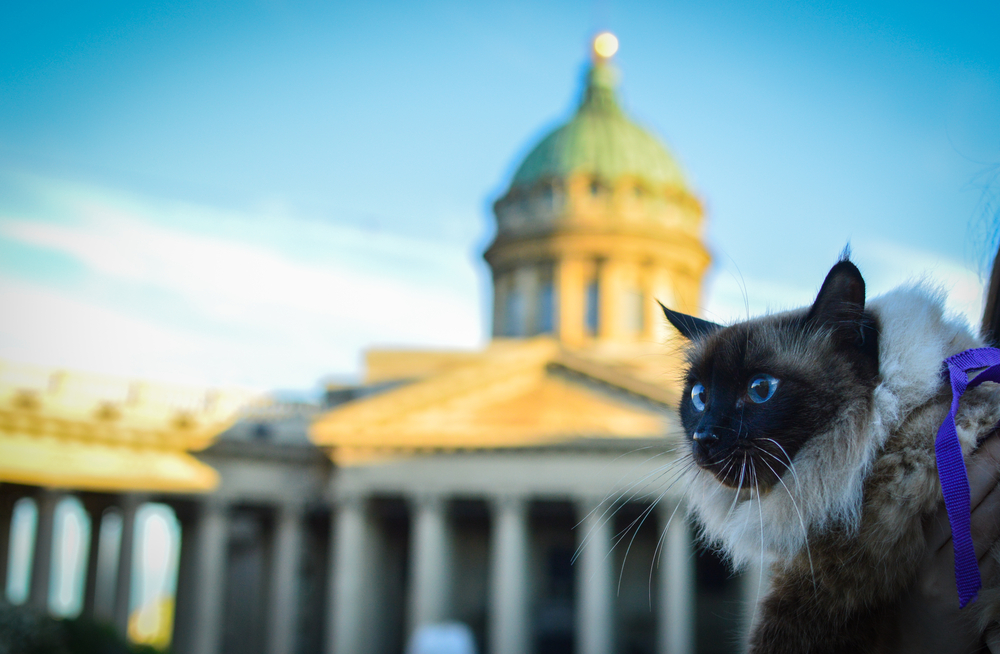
[[936, 347, 1000, 608]]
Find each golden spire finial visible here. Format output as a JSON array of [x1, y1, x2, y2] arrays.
[[593, 32, 619, 60]]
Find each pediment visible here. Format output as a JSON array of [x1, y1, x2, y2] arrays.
[[310, 339, 677, 464]]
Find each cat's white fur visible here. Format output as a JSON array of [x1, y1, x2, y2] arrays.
[[685, 285, 983, 568]]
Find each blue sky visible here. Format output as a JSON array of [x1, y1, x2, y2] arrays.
[[1, 0, 998, 390]]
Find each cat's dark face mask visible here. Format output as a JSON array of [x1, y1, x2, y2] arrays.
[[662, 260, 880, 493]]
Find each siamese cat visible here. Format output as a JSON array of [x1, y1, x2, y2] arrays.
[[663, 257, 1000, 653]]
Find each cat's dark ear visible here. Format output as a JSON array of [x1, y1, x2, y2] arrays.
[[807, 258, 879, 377], [806, 260, 866, 327], [658, 301, 722, 340]]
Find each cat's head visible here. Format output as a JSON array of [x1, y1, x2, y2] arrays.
[[663, 259, 880, 495]]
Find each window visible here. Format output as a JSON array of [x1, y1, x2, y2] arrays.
[[504, 290, 525, 337], [538, 281, 555, 334], [541, 184, 554, 209], [585, 280, 599, 335]]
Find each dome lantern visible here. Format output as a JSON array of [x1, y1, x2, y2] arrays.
[[592, 32, 619, 60]]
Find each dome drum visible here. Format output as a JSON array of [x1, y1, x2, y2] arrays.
[[493, 172, 703, 242], [489, 253, 703, 346], [484, 231, 709, 280]]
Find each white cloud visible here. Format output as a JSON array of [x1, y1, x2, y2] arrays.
[[1, 175, 989, 390], [1, 213, 479, 338], [0, 179, 485, 388], [0, 278, 231, 384]]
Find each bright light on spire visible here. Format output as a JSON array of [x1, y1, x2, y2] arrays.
[[593, 32, 619, 59]]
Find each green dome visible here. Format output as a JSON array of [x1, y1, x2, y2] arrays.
[[511, 62, 686, 189]]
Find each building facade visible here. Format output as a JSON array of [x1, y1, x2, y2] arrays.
[[312, 39, 746, 654], [1, 37, 760, 654]]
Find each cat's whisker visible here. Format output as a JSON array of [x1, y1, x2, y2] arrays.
[[599, 441, 689, 502], [650, 491, 687, 608], [615, 460, 695, 543], [759, 437, 801, 490], [720, 455, 744, 524], [597, 446, 679, 501], [602, 450, 683, 507], [579, 453, 697, 568], [612, 451, 696, 510], [738, 453, 756, 548], [615, 497, 662, 595], [610, 459, 700, 596], [751, 458, 767, 620], [755, 448, 817, 594], [631, 458, 695, 507], [577, 445, 690, 560]]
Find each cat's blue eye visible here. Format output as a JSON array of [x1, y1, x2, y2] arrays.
[[690, 383, 706, 412], [747, 374, 778, 403]]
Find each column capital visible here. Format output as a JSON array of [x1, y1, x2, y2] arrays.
[[408, 492, 447, 512], [490, 494, 528, 513], [332, 493, 368, 513]]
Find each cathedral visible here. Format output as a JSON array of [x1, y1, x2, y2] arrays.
[[0, 35, 756, 654]]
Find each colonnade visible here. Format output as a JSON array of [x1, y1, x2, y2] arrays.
[[3, 485, 711, 654], [0, 487, 144, 636], [169, 498, 310, 654], [0, 486, 310, 654], [327, 493, 698, 654]]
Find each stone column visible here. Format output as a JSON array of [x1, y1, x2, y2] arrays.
[[557, 256, 587, 345], [597, 259, 623, 341], [113, 495, 142, 637], [170, 502, 199, 654], [575, 501, 613, 654], [658, 502, 695, 654], [28, 490, 59, 612], [0, 489, 16, 599], [80, 496, 111, 621], [407, 494, 451, 635], [327, 496, 370, 654], [188, 499, 230, 654], [266, 503, 304, 654], [488, 496, 530, 654], [741, 559, 771, 648]]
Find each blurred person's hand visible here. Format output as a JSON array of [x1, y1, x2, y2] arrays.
[[896, 431, 1000, 654]]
